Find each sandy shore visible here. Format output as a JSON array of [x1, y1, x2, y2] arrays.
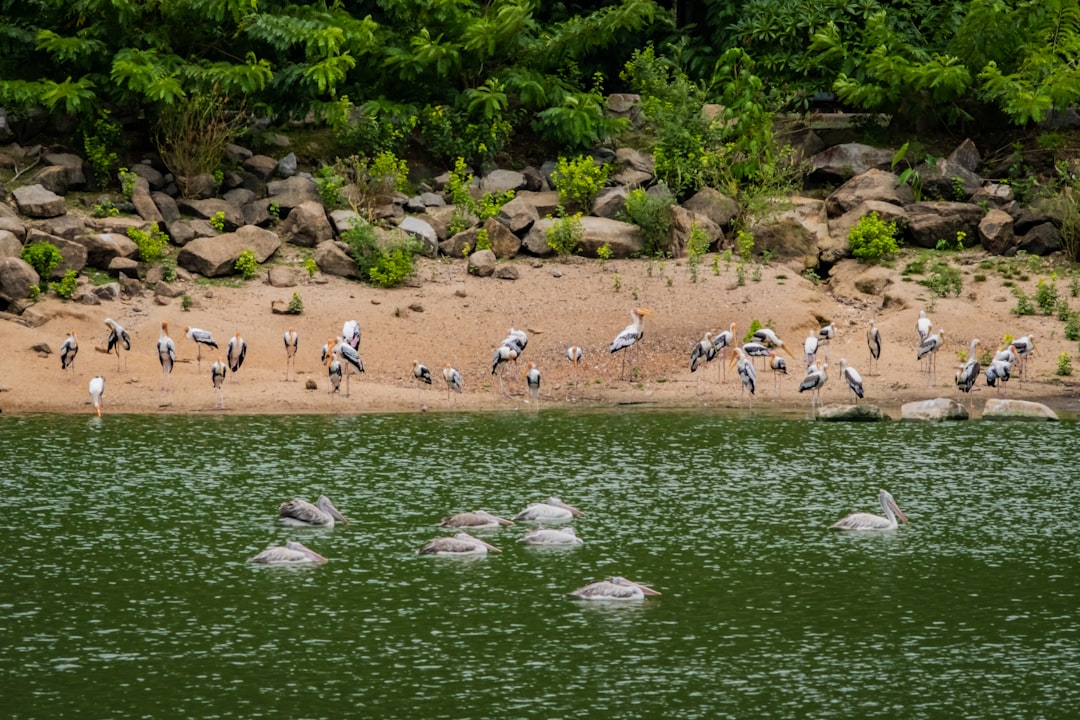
[[2, 252, 1077, 417]]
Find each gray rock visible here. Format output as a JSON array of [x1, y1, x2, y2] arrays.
[[130, 162, 165, 190], [132, 177, 164, 225], [13, 185, 67, 218], [268, 265, 302, 287], [25, 231, 86, 278], [223, 188, 257, 207], [165, 220, 196, 246], [279, 200, 333, 247], [314, 240, 360, 279], [981, 398, 1058, 421], [0, 230, 21, 258], [815, 404, 891, 421], [468, 248, 497, 276], [825, 169, 913, 217], [750, 197, 829, 262], [828, 201, 909, 249], [0, 211, 26, 242], [978, 209, 1015, 256], [904, 202, 983, 249], [107, 257, 141, 277], [0, 257, 39, 302], [947, 138, 981, 173], [496, 195, 540, 233], [74, 289, 101, 305], [92, 282, 121, 301], [918, 156, 983, 201], [682, 187, 740, 228], [399, 215, 439, 257], [277, 152, 298, 178], [494, 264, 520, 280], [670, 206, 723, 256], [479, 217, 520, 259], [179, 173, 218, 199], [242, 198, 276, 228], [224, 143, 253, 164], [74, 232, 140, 269], [177, 197, 242, 231], [809, 143, 895, 180], [243, 155, 279, 181], [176, 225, 281, 277], [32, 165, 70, 195], [152, 192, 182, 224], [1017, 222, 1062, 256], [480, 169, 526, 194], [513, 190, 560, 218], [328, 209, 361, 236], [153, 281, 186, 298], [418, 205, 459, 242], [592, 186, 629, 220], [43, 152, 87, 188], [266, 175, 321, 211], [901, 398, 969, 421], [521, 216, 644, 258], [609, 167, 652, 188]]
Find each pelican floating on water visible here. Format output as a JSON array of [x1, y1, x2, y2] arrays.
[[519, 526, 583, 545], [419, 533, 501, 555], [513, 497, 583, 521], [830, 489, 909, 531], [248, 540, 328, 565], [278, 495, 349, 527], [439, 510, 514, 528], [570, 576, 661, 600]]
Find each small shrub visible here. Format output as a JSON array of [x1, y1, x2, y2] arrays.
[[316, 164, 345, 208], [210, 211, 226, 233], [83, 111, 122, 189], [21, 242, 63, 281], [268, 201, 280, 222], [551, 155, 609, 212], [287, 292, 304, 315], [736, 230, 755, 263], [596, 243, 612, 267], [153, 91, 245, 198], [802, 267, 821, 284], [848, 212, 900, 264], [920, 262, 962, 297], [973, 273, 987, 282], [235, 249, 258, 280], [1036, 277, 1059, 315], [181, 294, 192, 311], [743, 319, 762, 344], [546, 210, 584, 257], [1056, 298, 1072, 322], [161, 256, 177, 282], [1056, 351, 1073, 376], [619, 187, 674, 257], [1065, 312, 1080, 341], [92, 200, 120, 218], [28, 284, 41, 302], [304, 257, 318, 277], [126, 224, 169, 263], [1012, 286, 1035, 315], [736, 263, 746, 286], [752, 265, 762, 282], [612, 273, 622, 292], [474, 228, 492, 252], [118, 168, 137, 199], [54, 269, 78, 299], [369, 241, 421, 287]]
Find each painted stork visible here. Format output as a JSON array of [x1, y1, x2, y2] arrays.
[[955, 338, 981, 397], [803, 330, 819, 370], [917, 329, 945, 383], [227, 332, 247, 375], [342, 319, 361, 351], [712, 322, 736, 382], [986, 358, 1012, 396], [211, 356, 227, 408], [104, 318, 131, 371], [752, 327, 793, 358], [442, 365, 463, 407], [157, 322, 176, 390], [60, 329, 78, 379], [867, 320, 882, 374], [768, 350, 788, 395], [326, 347, 342, 396], [185, 326, 218, 369], [283, 327, 299, 381], [609, 307, 653, 378], [88, 375, 105, 417], [523, 361, 541, 403], [799, 360, 828, 410], [731, 346, 757, 407], [838, 358, 864, 402]]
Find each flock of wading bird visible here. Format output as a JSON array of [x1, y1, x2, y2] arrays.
[[247, 487, 911, 600], [55, 303, 1033, 415], [684, 307, 1036, 410]]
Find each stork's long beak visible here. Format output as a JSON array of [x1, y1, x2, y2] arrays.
[[781, 344, 794, 359]]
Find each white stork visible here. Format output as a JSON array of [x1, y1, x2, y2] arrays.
[[752, 327, 793, 358], [609, 307, 653, 379], [768, 350, 788, 395], [104, 317, 131, 371], [917, 329, 945, 384], [185, 326, 218, 369], [342, 319, 361, 351], [157, 321, 176, 391], [803, 330, 819, 370], [838, 358, 864, 403], [283, 327, 299, 381]]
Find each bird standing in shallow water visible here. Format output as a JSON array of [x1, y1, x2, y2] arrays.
[[830, 489, 909, 531], [104, 318, 131, 371], [211, 357, 227, 409], [88, 375, 105, 417], [60, 330, 78, 379], [523, 362, 541, 404], [566, 345, 584, 398]]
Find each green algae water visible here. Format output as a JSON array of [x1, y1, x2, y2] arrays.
[[1, 411, 1077, 719]]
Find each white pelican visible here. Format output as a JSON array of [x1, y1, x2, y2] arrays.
[[518, 526, 583, 545], [768, 350, 787, 395], [211, 356, 227, 408], [986, 358, 1012, 396], [803, 330, 819, 369], [956, 339, 980, 396], [342, 319, 361, 350], [419, 533, 501, 555], [523, 362, 541, 403], [227, 332, 247, 375], [838, 358, 864, 402], [442, 364, 463, 407], [248, 540, 328, 565], [157, 322, 175, 390], [88, 375, 104, 417], [917, 329, 945, 383], [867, 320, 881, 374], [278, 495, 349, 527], [712, 322, 736, 381], [104, 317, 131, 371], [440, 510, 514, 528], [185, 326, 218, 368], [569, 576, 661, 600], [799, 360, 828, 409], [730, 346, 757, 406], [610, 307, 653, 378], [326, 347, 342, 395], [283, 327, 299, 381], [60, 329, 78, 378], [916, 310, 933, 342], [752, 327, 793, 358], [830, 489, 909, 531], [514, 497, 583, 521]]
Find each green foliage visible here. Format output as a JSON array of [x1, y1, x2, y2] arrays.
[[1012, 286, 1036, 315], [802, 267, 821, 285], [28, 285, 41, 302], [596, 242, 613, 267], [532, 79, 628, 150], [920, 261, 963, 297], [21, 242, 63, 281], [419, 103, 513, 168], [736, 229, 755, 263], [92, 200, 120, 218], [1057, 351, 1073, 377], [334, 101, 419, 157], [54, 269, 78, 300], [341, 219, 421, 287], [551, 155, 609, 212], [474, 228, 492, 252], [210, 212, 226, 233], [1065, 312, 1080, 341], [304, 257, 318, 277], [892, 143, 924, 202], [82, 112, 122, 189], [316, 165, 345, 209], [848, 212, 900, 264], [126, 223, 169, 263], [612, 273, 622, 292], [686, 224, 710, 282], [620, 187, 674, 257], [118, 168, 138, 200], [1036, 277, 1059, 315], [161, 255, 177, 282], [742, 319, 762, 344], [287, 292, 304, 315], [153, 92, 245, 198], [235, 249, 258, 280], [546, 210, 584, 257], [736, 263, 747, 286], [181, 295, 192, 312], [268, 202, 281, 222]]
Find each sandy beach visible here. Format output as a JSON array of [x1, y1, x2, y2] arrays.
[[2, 251, 1077, 417]]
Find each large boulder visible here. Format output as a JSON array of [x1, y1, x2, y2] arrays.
[[521, 216, 644, 258], [12, 184, 66, 218], [314, 240, 360, 279], [815, 404, 890, 421], [177, 197, 243, 231], [131, 176, 164, 225], [1017, 223, 1062, 256], [74, 232, 140, 270], [904, 202, 983, 249], [682, 186, 740, 229], [479, 169, 527, 194], [901, 398, 969, 421], [176, 224, 280, 277], [279, 200, 334, 247], [266, 176, 321, 212], [981, 398, 1058, 421], [825, 169, 913, 217], [750, 197, 829, 262], [496, 195, 540, 234], [0, 230, 21, 258], [978, 209, 1015, 255], [0, 256, 39, 303], [399, 215, 440, 257], [808, 143, 895, 180], [25, 231, 86, 278]]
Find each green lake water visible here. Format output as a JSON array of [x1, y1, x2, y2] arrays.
[[1, 411, 1077, 718]]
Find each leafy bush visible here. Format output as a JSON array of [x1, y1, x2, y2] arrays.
[[153, 91, 245, 198], [1036, 277, 1059, 315], [1057, 351, 1073, 377], [54, 269, 78, 299], [92, 200, 120, 218], [235, 250, 258, 280], [21, 242, 63, 280], [210, 211, 226, 233], [546, 210, 584, 257], [82, 111, 122, 189], [126, 224, 169, 263], [1011, 286, 1035, 315], [736, 229, 755, 263], [304, 258, 318, 277], [287, 292, 304, 315], [619, 187, 674, 257], [920, 262, 963, 297], [551, 155, 609, 212], [369, 243, 421, 287], [341, 220, 420, 287], [1065, 312, 1080, 341], [118, 168, 137, 199], [848, 212, 900, 264]]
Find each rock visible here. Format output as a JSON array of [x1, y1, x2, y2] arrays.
[[176, 225, 281, 277], [750, 197, 829, 262], [904, 202, 984, 249], [74, 232, 140, 270], [978, 209, 1015, 255], [224, 143, 253, 164], [93, 282, 121, 301], [279, 200, 333, 247], [154, 281, 186, 298], [825, 169, 913, 217], [480, 217, 520, 259], [130, 162, 165, 190], [118, 272, 144, 297], [468, 248, 496, 276], [179, 172, 218, 199], [107, 257, 141, 277], [243, 154, 279, 180], [33, 165, 70, 195], [267, 265, 303, 288], [177, 197, 242, 231], [592, 186, 629, 220], [670, 206, 723, 255], [328, 209, 362, 236], [277, 152, 298, 178], [305, 378, 318, 390], [900, 398, 969, 421], [682, 187, 740, 229], [1017, 222, 1062, 256], [12, 184, 67, 218], [0, 208, 26, 242], [495, 194, 540, 234], [0, 257, 39, 303], [314, 240, 360, 279], [74, 289, 101, 305], [828, 200, 909, 248], [981, 398, 1058, 421], [494, 264, 520, 280], [522, 216, 643, 259], [43, 152, 87, 188], [808, 143, 895, 180], [25, 231, 87, 278], [266, 175, 321, 212], [33, 213, 86, 240], [815, 404, 891, 421], [479, 169, 526, 194], [152, 192, 182, 224], [0, 230, 22, 258], [399, 215, 440, 257], [131, 177, 164, 224], [918, 156, 983, 201]]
